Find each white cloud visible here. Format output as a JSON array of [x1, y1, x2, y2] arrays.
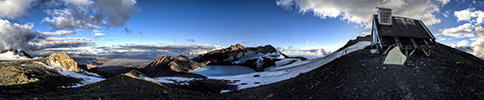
[[0, 19, 94, 51], [92, 30, 105, 37], [42, 30, 77, 37], [44, 37, 90, 41], [436, 37, 447, 41], [109, 38, 117, 41], [472, 26, 484, 57], [97, 44, 223, 56], [305, 40, 316, 45], [94, 33, 105, 37], [42, 0, 139, 30], [362, 32, 371, 35], [277, 47, 332, 55], [32, 41, 95, 50], [63, 0, 92, 6], [0, 0, 35, 19], [276, 0, 445, 28], [438, 0, 450, 5], [446, 8, 484, 58], [454, 8, 484, 25], [441, 23, 475, 38], [0, 19, 37, 50], [42, 9, 100, 30], [457, 40, 469, 47], [443, 10, 450, 17], [455, 0, 465, 4]]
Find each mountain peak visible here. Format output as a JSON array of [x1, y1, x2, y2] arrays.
[[44, 51, 80, 72], [229, 44, 246, 51], [146, 55, 175, 68]]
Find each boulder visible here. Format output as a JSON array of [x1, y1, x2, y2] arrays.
[[43, 51, 80, 72]]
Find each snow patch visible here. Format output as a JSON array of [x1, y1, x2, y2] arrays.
[[150, 77, 195, 85], [33, 62, 105, 87], [0, 51, 29, 60], [68, 71, 106, 87], [220, 90, 231, 93], [275, 58, 301, 67]]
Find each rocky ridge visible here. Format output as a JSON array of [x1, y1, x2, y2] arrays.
[[140, 44, 307, 77], [169, 55, 210, 73], [192, 44, 304, 71], [42, 51, 80, 72], [139, 55, 207, 78]]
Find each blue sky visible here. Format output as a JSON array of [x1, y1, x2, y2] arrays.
[[1, 0, 484, 56], [123, 0, 365, 50]]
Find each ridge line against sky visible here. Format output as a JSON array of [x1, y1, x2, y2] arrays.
[[0, 0, 483, 57]]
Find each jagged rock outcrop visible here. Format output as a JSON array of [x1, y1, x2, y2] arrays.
[[43, 51, 80, 72]]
